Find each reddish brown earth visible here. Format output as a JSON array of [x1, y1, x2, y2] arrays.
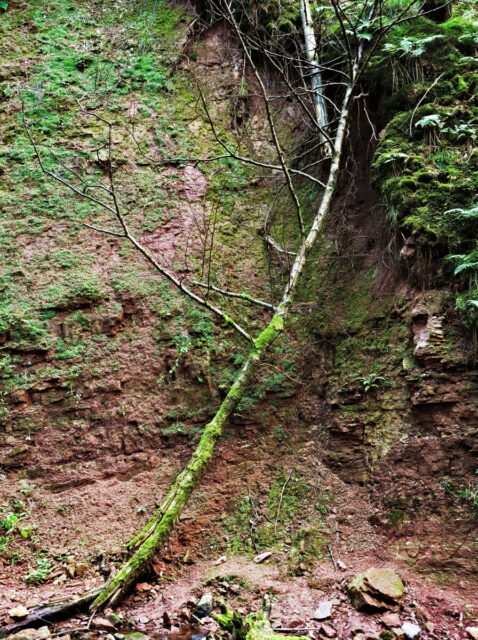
[[1, 14, 477, 640]]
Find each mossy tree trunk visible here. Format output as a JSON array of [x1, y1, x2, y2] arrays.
[[91, 317, 283, 608], [91, 40, 359, 606]]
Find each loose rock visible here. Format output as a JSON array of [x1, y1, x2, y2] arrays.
[[9, 606, 29, 619], [348, 568, 405, 610], [466, 628, 478, 640], [194, 593, 213, 619], [382, 613, 401, 628], [10, 628, 51, 640], [313, 601, 334, 620], [402, 622, 421, 639], [321, 623, 336, 637]]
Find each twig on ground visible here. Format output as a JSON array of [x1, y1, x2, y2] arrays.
[[328, 544, 338, 571], [274, 469, 294, 534]]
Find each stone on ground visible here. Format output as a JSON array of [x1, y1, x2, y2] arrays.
[[382, 612, 401, 627], [402, 621, 421, 639], [8, 606, 29, 619], [10, 628, 51, 640], [348, 568, 405, 610], [194, 593, 213, 619], [313, 601, 334, 620]]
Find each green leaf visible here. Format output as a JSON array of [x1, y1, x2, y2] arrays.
[[0, 0, 8, 10], [415, 114, 445, 130], [454, 262, 478, 275]]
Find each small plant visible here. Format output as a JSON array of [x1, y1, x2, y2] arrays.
[[24, 556, 54, 585], [414, 113, 445, 146], [72, 311, 90, 330], [161, 421, 188, 437], [168, 330, 193, 376], [0, 354, 15, 379], [54, 339, 86, 360], [0, 506, 31, 557], [355, 372, 389, 393], [443, 474, 478, 516], [0, 512, 21, 532], [445, 122, 477, 144], [0, 536, 9, 555], [273, 426, 288, 443]]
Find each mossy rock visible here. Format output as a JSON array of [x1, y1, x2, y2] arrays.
[[348, 567, 405, 610]]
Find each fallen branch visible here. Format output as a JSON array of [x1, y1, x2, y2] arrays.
[[274, 469, 294, 534], [0, 591, 99, 637]]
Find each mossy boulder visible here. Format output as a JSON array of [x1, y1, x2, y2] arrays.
[[348, 567, 405, 610]]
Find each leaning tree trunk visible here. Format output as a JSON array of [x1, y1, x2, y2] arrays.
[[91, 315, 283, 608], [90, 56, 358, 608]]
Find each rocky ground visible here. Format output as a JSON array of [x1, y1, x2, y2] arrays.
[[3, 559, 478, 640]]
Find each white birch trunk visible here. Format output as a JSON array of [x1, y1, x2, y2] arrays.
[[299, 0, 329, 145]]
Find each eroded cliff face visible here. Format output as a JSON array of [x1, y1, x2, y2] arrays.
[[0, 0, 308, 588], [0, 0, 476, 628], [293, 106, 478, 581], [294, 4, 478, 580]]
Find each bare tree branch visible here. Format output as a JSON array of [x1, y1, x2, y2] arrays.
[[195, 84, 326, 189], [24, 108, 254, 345], [192, 281, 277, 311]]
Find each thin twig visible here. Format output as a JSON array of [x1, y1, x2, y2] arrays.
[[260, 363, 302, 386], [274, 469, 294, 534], [327, 544, 338, 571], [263, 234, 297, 257], [192, 281, 277, 311], [409, 73, 445, 138]]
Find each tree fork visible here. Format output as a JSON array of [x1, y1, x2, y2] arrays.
[[90, 67, 354, 604]]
